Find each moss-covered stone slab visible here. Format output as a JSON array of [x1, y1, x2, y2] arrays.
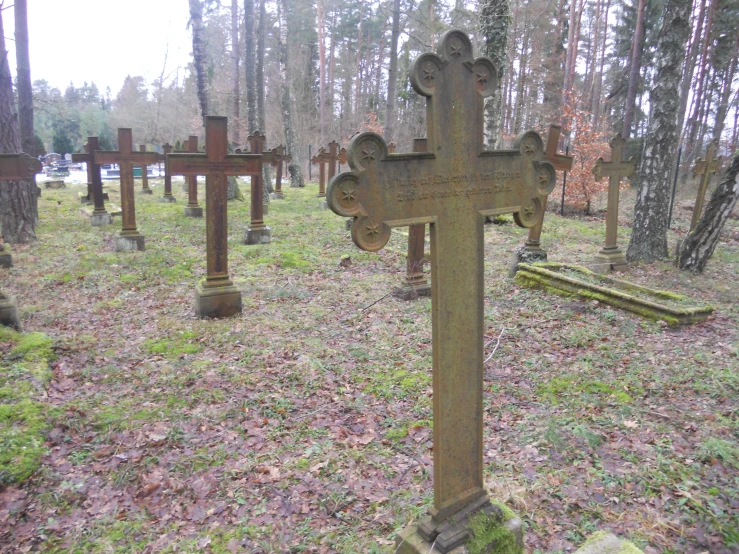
[[515, 262, 713, 326], [574, 531, 644, 554]]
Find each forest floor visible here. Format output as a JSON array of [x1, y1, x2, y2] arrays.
[[0, 177, 737, 554]]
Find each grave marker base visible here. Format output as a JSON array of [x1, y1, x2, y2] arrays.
[[0, 295, 21, 330], [181, 183, 189, 193], [243, 226, 271, 245], [508, 244, 548, 277], [319, 200, 328, 210], [159, 195, 177, 203], [184, 206, 203, 218], [393, 281, 431, 301], [195, 281, 242, 319], [396, 501, 523, 554], [90, 212, 113, 227], [0, 245, 12, 268], [262, 203, 269, 216], [115, 233, 145, 252], [79, 192, 110, 204], [592, 247, 627, 273], [139, 188, 153, 195], [269, 192, 284, 200]]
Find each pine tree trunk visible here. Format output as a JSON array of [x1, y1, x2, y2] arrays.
[[592, 0, 611, 129], [256, 0, 272, 196], [678, 152, 739, 271], [686, 0, 715, 153], [317, 0, 327, 144], [231, 0, 241, 144], [626, 0, 692, 263], [0, 8, 36, 243], [480, 0, 510, 149], [678, 0, 706, 142], [279, 0, 305, 188], [14, 0, 33, 155], [383, 0, 401, 143], [188, 0, 209, 119], [244, 0, 257, 133], [712, 32, 738, 142], [622, 0, 647, 138], [327, 12, 336, 133]]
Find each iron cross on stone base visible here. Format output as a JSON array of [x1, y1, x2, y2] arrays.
[[71, 137, 113, 227], [327, 30, 555, 554]]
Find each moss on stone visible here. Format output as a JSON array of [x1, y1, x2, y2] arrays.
[[466, 503, 521, 554]]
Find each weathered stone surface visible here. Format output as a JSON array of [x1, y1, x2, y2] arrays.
[[115, 234, 145, 252], [508, 245, 547, 277], [0, 245, 12, 269], [0, 294, 21, 330], [573, 532, 644, 554], [90, 212, 113, 227], [393, 281, 431, 300], [244, 226, 271, 245], [184, 205, 204, 218], [195, 281, 242, 319], [318, 200, 328, 210], [158, 195, 176, 203], [45, 180, 66, 189]]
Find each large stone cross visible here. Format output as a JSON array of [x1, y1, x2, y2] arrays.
[[0, 152, 42, 181], [592, 133, 636, 272], [95, 129, 159, 251], [690, 143, 722, 231], [327, 30, 554, 553], [167, 116, 274, 317], [71, 137, 112, 226]]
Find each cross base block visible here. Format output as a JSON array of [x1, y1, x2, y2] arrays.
[[140, 188, 153, 195], [592, 248, 628, 273], [159, 195, 177, 203], [243, 226, 271, 245], [0, 295, 21, 330], [195, 282, 243, 319], [394, 281, 431, 301], [262, 203, 269, 216], [396, 500, 523, 554], [319, 200, 328, 210], [184, 206, 203, 218], [270, 192, 284, 200], [90, 212, 112, 227], [115, 233, 145, 252], [0, 245, 12, 268], [509, 244, 548, 276]]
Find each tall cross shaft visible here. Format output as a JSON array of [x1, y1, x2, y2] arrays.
[[328, 30, 554, 552], [690, 143, 722, 231], [271, 145, 291, 198], [0, 153, 42, 181], [159, 143, 176, 202], [95, 128, 158, 247], [186, 136, 202, 214], [312, 147, 329, 197], [592, 133, 636, 272], [139, 145, 152, 193], [71, 137, 111, 224]]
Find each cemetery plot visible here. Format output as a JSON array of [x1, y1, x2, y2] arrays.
[[515, 262, 714, 326]]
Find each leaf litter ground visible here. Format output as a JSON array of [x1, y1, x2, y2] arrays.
[[0, 179, 737, 554]]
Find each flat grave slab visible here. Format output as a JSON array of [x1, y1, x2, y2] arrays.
[[515, 262, 714, 326]]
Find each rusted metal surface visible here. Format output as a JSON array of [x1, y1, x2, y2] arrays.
[[186, 136, 201, 209], [311, 147, 328, 197], [326, 30, 555, 552], [0, 153, 42, 181], [161, 143, 174, 200], [247, 131, 268, 230], [524, 125, 574, 251], [690, 142, 722, 231], [592, 134, 636, 271], [95, 129, 158, 237], [72, 137, 107, 216], [139, 145, 152, 192], [388, 142, 396, 154], [271, 145, 291, 197]]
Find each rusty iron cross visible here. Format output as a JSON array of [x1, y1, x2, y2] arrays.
[[0, 153, 42, 181], [71, 137, 109, 216], [690, 143, 722, 231], [327, 30, 555, 551]]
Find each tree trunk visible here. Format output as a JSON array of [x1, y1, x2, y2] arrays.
[[686, 0, 715, 152], [327, 12, 336, 132], [279, 0, 305, 188], [383, 0, 401, 143], [677, 0, 706, 142], [626, 0, 692, 263], [712, 31, 739, 143], [622, 0, 647, 138], [257, 0, 271, 196], [592, 0, 611, 129], [678, 152, 739, 271], [231, 0, 241, 144], [317, 0, 326, 144], [244, 0, 257, 133], [188, 0, 209, 119], [0, 7, 36, 243], [14, 0, 34, 156], [480, 0, 510, 149]]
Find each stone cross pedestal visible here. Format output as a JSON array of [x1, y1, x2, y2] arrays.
[[591, 133, 636, 273], [159, 143, 176, 203], [244, 131, 272, 244], [270, 145, 291, 200], [72, 137, 112, 227], [394, 138, 431, 300], [183, 137, 204, 217], [510, 125, 573, 273], [0, 152, 44, 329], [327, 30, 553, 554], [95, 128, 159, 251], [690, 143, 722, 231], [139, 145, 153, 194]]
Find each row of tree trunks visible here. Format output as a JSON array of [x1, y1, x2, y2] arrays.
[[279, 0, 304, 188]]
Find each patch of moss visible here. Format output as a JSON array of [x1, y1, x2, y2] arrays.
[[279, 251, 309, 268], [12, 332, 54, 361], [467, 502, 521, 554], [144, 331, 201, 357], [538, 375, 638, 405]]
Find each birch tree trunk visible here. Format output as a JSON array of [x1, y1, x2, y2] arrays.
[[0, 8, 36, 243], [279, 0, 305, 188], [677, 152, 739, 272], [383, 0, 401, 143], [480, 0, 510, 149], [626, 0, 692, 262], [188, 0, 209, 119], [14, 0, 34, 156], [622, 0, 646, 138]]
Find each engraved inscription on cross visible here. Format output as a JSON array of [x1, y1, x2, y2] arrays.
[[690, 142, 722, 231], [0, 153, 42, 181], [592, 133, 636, 272], [327, 30, 555, 553]]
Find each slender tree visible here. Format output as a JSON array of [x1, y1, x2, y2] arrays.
[[188, 0, 209, 119], [480, 0, 510, 149], [627, 0, 692, 262], [0, 4, 37, 243], [231, 0, 241, 144], [384, 0, 401, 143], [256, 0, 272, 195], [279, 0, 304, 187], [317, 0, 327, 144], [622, 0, 647, 138], [14, 0, 34, 155], [244, 0, 257, 133]]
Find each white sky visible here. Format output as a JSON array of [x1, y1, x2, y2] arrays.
[[4, 0, 193, 94]]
